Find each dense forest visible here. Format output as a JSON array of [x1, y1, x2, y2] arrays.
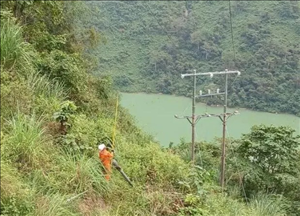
[[87, 1, 300, 116], [1, 1, 300, 216]]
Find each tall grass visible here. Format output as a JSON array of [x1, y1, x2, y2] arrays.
[[25, 71, 68, 118], [33, 192, 79, 216], [0, 10, 33, 71], [2, 112, 48, 170], [0, 160, 35, 216], [54, 153, 110, 194], [248, 193, 287, 216], [0, 160, 29, 198], [26, 71, 67, 100], [27, 151, 109, 196], [179, 192, 287, 216]]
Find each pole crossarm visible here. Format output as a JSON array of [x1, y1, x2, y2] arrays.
[[175, 111, 239, 124], [196, 92, 225, 98], [174, 113, 212, 125], [181, 69, 241, 79], [208, 110, 239, 122]]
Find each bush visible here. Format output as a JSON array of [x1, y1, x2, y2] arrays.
[[36, 50, 86, 95], [0, 161, 34, 216], [56, 113, 115, 156], [1, 195, 34, 216], [0, 70, 35, 118], [227, 125, 300, 215]]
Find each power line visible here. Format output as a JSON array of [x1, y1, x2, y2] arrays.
[[228, 0, 236, 65], [227, 0, 242, 93]]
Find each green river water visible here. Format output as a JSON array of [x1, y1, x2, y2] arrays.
[[121, 93, 300, 147]]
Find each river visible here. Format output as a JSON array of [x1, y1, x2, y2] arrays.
[[120, 92, 300, 147]]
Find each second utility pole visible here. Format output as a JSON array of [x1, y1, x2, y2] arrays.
[[191, 69, 196, 162], [221, 72, 228, 190], [194, 69, 240, 190]]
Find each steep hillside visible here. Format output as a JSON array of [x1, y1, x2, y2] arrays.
[[88, 1, 300, 116]]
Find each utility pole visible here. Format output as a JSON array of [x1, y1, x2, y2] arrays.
[[175, 70, 213, 163], [221, 71, 229, 191], [177, 69, 241, 191], [192, 69, 196, 162]]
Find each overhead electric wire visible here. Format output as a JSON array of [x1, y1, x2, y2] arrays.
[[228, 0, 236, 64], [225, 0, 242, 113], [227, 0, 241, 90]]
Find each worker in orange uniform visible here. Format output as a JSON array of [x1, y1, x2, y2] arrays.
[[98, 143, 114, 181]]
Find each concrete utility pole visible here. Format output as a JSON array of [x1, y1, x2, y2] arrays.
[[175, 70, 214, 163], [195, 69, 240, 191], [177, 69, 241, 191], [192, 69, 196, 161]]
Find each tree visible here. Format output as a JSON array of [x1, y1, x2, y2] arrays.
[[229, 125, 300, 215], [148, 50, 171, 73], [191, 30, 204, 51]]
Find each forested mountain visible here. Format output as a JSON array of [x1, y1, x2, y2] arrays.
[[87, 1, 300, 116]]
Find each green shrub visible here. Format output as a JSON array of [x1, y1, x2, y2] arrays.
[[1, 195, 34, 216], [0, 161, 34, 216], [178, 165, 214, 196], [0, 160, 30, 199], [36, 50, 85, 95], [0, 70, 35, 117], [56, 113, 114, 156], [53, 100, 77, 136], [114, 140, 190, 188]]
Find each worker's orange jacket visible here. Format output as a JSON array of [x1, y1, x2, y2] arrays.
[[99, 149, 114, 180]]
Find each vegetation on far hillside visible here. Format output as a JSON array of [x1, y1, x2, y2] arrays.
[[1, 1, 299, 216], [87, 1, 300, 116]]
